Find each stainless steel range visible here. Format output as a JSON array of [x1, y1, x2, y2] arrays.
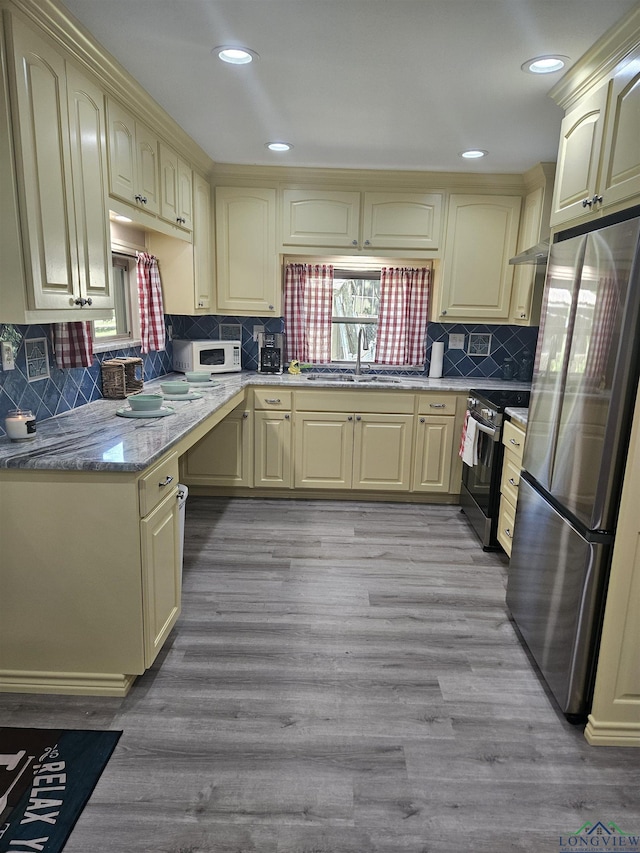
[[460, 387, 530, 550]]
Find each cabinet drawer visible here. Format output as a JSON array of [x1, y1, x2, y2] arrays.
[[295, 389, 414, 414], [254, 388, 292, 410], [139, 452, 179, 517], [502, 419, 525, 465], [497, 494, 517, 557], [500, 451, 522, 506], [416, 394, 457, 416]]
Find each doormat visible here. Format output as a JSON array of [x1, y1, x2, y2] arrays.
[[0, 727, 121, 853]]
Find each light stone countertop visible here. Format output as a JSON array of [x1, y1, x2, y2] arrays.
[[0, 371, 530, 473], [506, 406, 529, 427]]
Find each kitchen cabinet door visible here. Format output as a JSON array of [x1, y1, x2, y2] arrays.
[[599, 62, 640, 213], [107, 99, 160, 215], [353, 413, 414, 490], [215, 187, 279, 315], [7, 17, 79, 311], [282, 189, 360, 247], [550, 86, 608, 228], [66, 63, 113, 310], [254, 410, 292, 487], [438, 194, 521, 322], [362, 192, 443, 250], [140, 488, 181, 667], [193, 172, 213, 310], [181, 406, 252, 487], [412, 415, 455, 492], [159, 142, 192, 230], [294, 412, 353, 489]]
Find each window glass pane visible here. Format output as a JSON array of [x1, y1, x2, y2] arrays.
[[94, 258, 133, 342], [332, 321, 377, 362], [332, 277, 380, 319]]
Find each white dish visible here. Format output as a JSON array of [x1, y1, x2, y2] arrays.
[[184, 379, 220, 386], [162, 391, 202, 401], [116, 405, 175, 418]]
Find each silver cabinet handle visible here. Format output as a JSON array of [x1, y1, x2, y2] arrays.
[[508, 477, 518, 486], [509, 438, 521, 446], [159, 475, 174, 487], [265, 398, 281, 404], [430, 403, 446, 408], [504, 527, 513, 539]]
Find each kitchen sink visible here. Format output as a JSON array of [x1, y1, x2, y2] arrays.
[[305, 374, 404, 384]]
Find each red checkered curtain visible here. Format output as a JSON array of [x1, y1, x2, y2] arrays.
[[136, 252, 166, 354], [376, 267, 430, 365], [584, 275, 619, 387], [53, 322, 94, 368], [284, 263, 333, 362]]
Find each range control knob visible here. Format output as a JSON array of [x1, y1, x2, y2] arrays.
[[481, 408, 494, 421]]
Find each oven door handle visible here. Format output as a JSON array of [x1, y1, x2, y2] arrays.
[[473, 419, 499, 440]]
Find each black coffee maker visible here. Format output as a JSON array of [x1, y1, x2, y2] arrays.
[[257, 332, 285, 374]]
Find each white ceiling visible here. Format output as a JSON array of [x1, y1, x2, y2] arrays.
[[61, 0, 638, 174]]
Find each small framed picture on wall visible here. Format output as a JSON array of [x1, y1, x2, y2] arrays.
[[219, 323, 242, 342]]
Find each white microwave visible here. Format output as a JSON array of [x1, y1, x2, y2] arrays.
[[172, 339, 242, 374]]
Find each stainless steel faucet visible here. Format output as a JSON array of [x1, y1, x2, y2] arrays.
[[355, 328, 369, 375]]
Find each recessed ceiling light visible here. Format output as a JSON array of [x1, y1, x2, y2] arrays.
[[460, 149, 488, 160], [214, 46, 258, 65], [266, 142, 293, 152], [522, 55, 569, 75]]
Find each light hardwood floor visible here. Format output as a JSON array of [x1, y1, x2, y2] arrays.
[[2, 497, 640, 853]]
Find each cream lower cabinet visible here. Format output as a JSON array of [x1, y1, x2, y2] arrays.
[[0, 451, 182, 696], [181, 403, 253, 488], [412, 393, 462, 493], [2, 13, 113, 322], [254, 389, 292, 487], [497, 418, 526, 556], [294, 391, 415, 491], [438, 194, 522, 322]]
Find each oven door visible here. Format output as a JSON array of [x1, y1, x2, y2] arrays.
[[461, 416, 501, 517]]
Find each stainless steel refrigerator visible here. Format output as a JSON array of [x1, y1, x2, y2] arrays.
[[506, 212, 640, 721]]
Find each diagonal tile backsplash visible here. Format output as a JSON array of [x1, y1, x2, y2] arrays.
[[0, 317, 538, 438]]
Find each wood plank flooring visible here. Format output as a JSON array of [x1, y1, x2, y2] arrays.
[[2, 497, 640, 853]]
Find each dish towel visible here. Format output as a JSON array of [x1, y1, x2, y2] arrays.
[[459, 411, 478, 467]]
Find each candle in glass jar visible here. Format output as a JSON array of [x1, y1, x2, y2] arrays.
[[5, 409, 36, 441]]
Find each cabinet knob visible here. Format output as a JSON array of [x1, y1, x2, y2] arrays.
[[504, 527, 513, 539], [268, 305, 274, 310], [348, 415, 353, 421], [508, 477, 518, 486], [420, 417, 426, 423], [284, 413, 290, 420], [158, 475, 174, 487], [364, 240, 370, 246], [592, 194, 603, 206], [242, 412, 249, 419], [74, 297, 93, 307], [441, 309, 448, 316], [356, 415, 361, 421], [352, 240, 358, 246], [582, 197, 593, 208]]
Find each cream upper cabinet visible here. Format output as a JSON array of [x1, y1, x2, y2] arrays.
[[438, 194, 522, 322], [282, 190, 360, 248], [2, 13, 112, 321], [159, 142, 193, 231], [215, 186, 279, 316], [550, 86, 609, 228], [192, 172, 213, 311], [107, 98, 160, 215], [281, 189, 443, 251], [550, 56, 640, 228], [361, 192, 443, 251], [509, 164, 555, 325]]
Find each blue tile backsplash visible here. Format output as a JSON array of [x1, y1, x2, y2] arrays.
[[0, 317, 538, 437]]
